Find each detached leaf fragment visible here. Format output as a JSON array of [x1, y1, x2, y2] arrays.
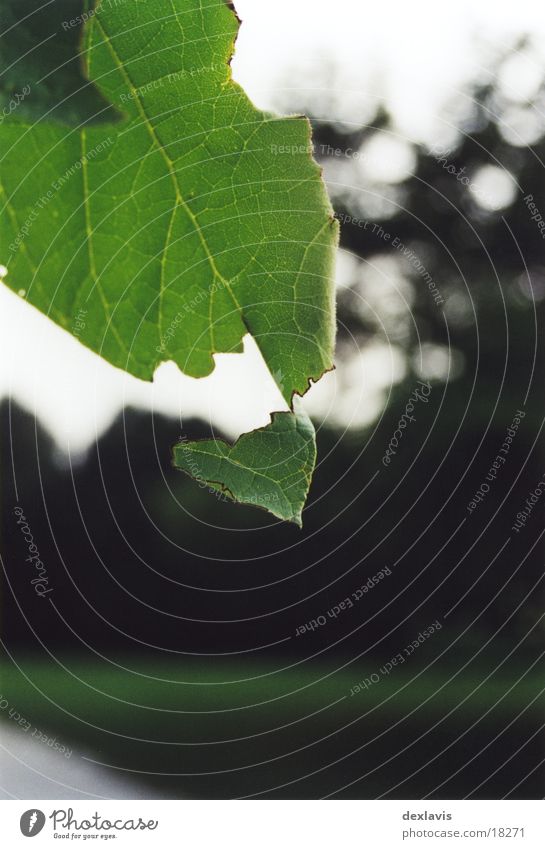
[[0, 0, 337, 524], [174, 406, 316, 527]]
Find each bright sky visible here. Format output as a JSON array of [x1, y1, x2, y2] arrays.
[[1, 0, 544, 453]]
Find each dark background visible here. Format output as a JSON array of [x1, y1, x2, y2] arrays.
[[1, 40, 545, 799]]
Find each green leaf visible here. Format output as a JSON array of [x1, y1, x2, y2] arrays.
[[0, 0, 337, 524], [174, 405, 316, 527]]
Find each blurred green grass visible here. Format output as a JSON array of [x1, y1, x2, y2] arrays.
[[1, 654, 542, 798]]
